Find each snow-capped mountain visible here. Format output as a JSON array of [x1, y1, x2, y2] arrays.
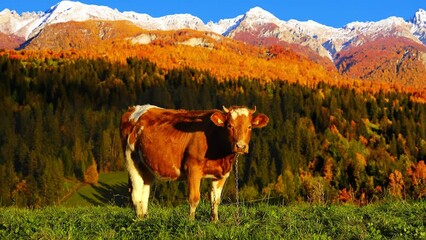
[[411, 8, 426, 45], [206, 15, 243, 35], [0, 1, 210, 39], [122, 11, 208, 31], [0, 9, 41, 38], [223, 7, 333, 59], [221, 6, 424, 59], [1, 0, 426, 62]]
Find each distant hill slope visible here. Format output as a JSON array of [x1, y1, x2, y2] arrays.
[[24, 20, 144, 51], [335, 37, 426, 87], [21, 20, 338, 86], [0, 32, 24, 49]]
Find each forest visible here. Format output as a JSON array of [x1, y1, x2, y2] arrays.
[[0, 54, 425, 207]]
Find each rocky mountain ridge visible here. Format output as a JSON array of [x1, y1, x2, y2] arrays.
[[1, 1, 425, 60]]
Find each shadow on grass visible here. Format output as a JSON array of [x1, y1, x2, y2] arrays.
[[79, 181, 131, 207]]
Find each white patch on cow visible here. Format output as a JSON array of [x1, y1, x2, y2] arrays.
[[127, 135, 135, 151], [204, 172, 229, 180], [230, 108, 249, 120], [129, 104, 157, 122], [210, 179, 224, 221], [211, 181, 222, 201], [173, 166, 181, 177], [204, 174, 217, 179], [125, 144, 145, 217], [222, 172, 230, 179], [141, 184, 150, 216], [138, 126, 144, 135]]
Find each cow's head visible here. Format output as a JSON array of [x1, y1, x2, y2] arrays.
[[211, 106, 269, 154]]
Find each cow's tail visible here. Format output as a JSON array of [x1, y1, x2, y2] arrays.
[[120, 107, 138, 199], [120, 106, 152, 218]]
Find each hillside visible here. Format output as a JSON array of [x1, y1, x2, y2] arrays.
[[17, 20, 337, 86], [24, 20, 144, 51], [336, 37, 426, 87], [1, 1, 426, 91], [11, 20, 424, 102], [0, 56, 425, 208], [0, 32, 24, 49]]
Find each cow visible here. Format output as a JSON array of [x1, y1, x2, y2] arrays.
[[120, 104, 269, 221]]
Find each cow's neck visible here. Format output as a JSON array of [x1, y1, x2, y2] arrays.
[[203, 153, 238, 179]]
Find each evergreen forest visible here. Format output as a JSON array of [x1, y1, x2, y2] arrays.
[[0, 54, 425, 207]]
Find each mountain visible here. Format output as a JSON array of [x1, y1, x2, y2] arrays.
[[2, 1, 426, 55], [223, 7, 331, 58], [0, 32, 24, 49], [23, 20, 144, 51], [0, 1, 210, 40], [1, 1, 426, 89], [221, 7, 425, 61], [335, 36, 426, 86], [411, 8, 426, 45]]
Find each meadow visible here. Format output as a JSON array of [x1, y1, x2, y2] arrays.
[[1, 201, 425, 239], [1, 172, 425, 239]]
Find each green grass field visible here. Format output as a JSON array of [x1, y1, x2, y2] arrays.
[[62, 171, 129, 207], [1, 172, 425, 239], [1, 201, 425, 239]]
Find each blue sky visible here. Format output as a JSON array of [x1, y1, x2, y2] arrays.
[[1, 0, 425, 28]]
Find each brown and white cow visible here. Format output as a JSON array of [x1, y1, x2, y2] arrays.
[[120, 104, 268, 221]]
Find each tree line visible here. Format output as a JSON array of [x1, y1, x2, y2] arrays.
[[0, 55, 425, 207]]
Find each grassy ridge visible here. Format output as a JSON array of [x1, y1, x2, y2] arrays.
[[1, 201, 425, 239]]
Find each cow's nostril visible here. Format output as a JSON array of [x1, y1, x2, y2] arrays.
[[236, 143, 246, 150]]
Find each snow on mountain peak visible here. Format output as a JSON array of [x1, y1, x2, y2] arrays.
[[48, 0, 80, 13], [412, 8, 426, 26], [159, 14, 206, 30], [411, 9, 426, 44], [243, 7, 280, 26], [18, 0, 126, 39], [0, 8, 13, 15], [45, 0, 123, 24], [206, 15, 243, 35], [1, 1, 426, 57], [343, 17, 408, 35], [246, 7, 274, 18], [0, 8, 41, 36]]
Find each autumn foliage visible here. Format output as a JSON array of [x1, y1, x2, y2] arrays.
[[84, 161, 99, 185], [389, 170, 405, 198], [407, 160, 426, 199], [1, 19, 425, 102], [336, 37, 426, 88]]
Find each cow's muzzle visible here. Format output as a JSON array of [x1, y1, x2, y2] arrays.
[[234, 142, 248, 154]]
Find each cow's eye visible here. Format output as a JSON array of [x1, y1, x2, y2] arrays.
[[248, 125, 252, 130], [227, 123, 232, 129]]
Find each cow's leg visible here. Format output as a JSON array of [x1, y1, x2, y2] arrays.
[[140, 165, 154, 218], [125, 145, 146, 219], [210, 175, 228, 221], [188, 169, 202, 220]]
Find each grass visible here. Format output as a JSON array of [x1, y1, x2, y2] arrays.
[[62, 171, 129, 207], [1, 201, 425, 239], [3, 172, 424, 239]]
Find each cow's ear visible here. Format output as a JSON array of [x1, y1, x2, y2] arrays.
[[210, 112, 227, 127], [252, 114, 269, 128]]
